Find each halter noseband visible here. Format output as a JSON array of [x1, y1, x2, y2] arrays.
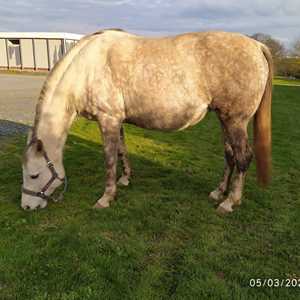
[[22, 142, 68, 202]]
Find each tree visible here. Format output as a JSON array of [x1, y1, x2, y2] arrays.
[[291, 39, 300, 57], [250, 33, 286, 59]]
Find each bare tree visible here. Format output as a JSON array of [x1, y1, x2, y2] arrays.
[[291, 39, 300, 57], [250, 33, 286, 59]]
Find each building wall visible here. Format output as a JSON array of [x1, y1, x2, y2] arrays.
[[65, 39, 77, 52], [0, 35, 80, 70], [20, 39, 34, 69], [34, 39, 48, 69], [0, 39, 7, 68], [7, 40, 21, 68], [48, 39, 63, 69]]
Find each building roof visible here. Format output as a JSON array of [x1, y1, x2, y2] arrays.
[[0, 32, 83, 40]]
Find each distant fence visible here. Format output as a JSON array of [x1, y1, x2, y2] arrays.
[[0, 33, 82, 71]]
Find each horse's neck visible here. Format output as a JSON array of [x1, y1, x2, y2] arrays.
[[32, 33, 101, 162], [35, 93, 76, 162]]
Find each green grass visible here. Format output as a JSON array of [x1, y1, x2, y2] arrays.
[[0, 80, 299, 299], [274, 76, 300, 86]]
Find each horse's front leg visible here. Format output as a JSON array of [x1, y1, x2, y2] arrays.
[[94, 114, 121, 209]]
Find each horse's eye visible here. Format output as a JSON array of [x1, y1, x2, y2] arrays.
[[30, 174, 39, 179]]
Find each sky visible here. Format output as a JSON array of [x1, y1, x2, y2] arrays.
[[1, 0, 299, 47]]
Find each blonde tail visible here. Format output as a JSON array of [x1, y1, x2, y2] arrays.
[[253, 44, 273, 186]]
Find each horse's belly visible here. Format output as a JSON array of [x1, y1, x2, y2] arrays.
[[125, 101, 208, 131], [178, 103, 208, 130]]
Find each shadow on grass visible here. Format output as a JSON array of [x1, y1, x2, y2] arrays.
[[0, 119, 30, 137], [1, 129, 217, 211]]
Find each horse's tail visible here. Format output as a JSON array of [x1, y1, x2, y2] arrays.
[[253, 44, 273, 187]]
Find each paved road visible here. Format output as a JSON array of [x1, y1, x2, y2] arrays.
[[0, 73, 45, 136]]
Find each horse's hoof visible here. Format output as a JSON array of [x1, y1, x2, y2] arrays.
[[93, 202, 109, 209], [117, 176, 130, 186], [209, 190, 223, 202], [216, 202, 233, 215]]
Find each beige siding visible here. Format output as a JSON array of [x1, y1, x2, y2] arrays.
[[20, 39, 34, 68], [0, 39, 8, 67], [65, 40, 77, 52], [7, 40, 21, 68], [48, 39, 63, 69], [0, 34, 81, 71], [34, 39, 48, 69]]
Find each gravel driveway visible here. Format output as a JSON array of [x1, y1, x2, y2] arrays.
[[0, 73, 45, 136]]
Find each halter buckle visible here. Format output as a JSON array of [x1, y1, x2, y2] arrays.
[[47, 161, 54, 168]]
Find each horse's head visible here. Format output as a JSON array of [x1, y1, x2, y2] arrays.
[[21, 131, 66, 210]]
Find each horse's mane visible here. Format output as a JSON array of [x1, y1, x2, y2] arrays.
[[32, 29, 126, 136]]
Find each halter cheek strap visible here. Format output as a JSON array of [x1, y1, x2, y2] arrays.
[[22, 149, 68, 202]]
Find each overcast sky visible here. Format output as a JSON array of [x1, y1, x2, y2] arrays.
[[1, 0, 299, 47]]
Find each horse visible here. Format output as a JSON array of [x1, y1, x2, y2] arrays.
[[21, 29, 272, 214]]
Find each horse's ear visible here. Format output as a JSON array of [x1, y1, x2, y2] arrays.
[[26, 129, 33, 145], [36, 139, 43, 153]]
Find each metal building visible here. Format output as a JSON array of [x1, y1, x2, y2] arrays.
[[0, 32, 83, 71]]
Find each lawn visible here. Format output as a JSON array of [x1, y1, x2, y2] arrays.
[[274, 76, 300, 86], [0, 78, 299, 299]]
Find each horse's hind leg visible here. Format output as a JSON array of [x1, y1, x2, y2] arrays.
[[209, 132, 235, 202], [216, 121, 253, 214], [117, 126, 131, 186], [94, 114, 121, 209]]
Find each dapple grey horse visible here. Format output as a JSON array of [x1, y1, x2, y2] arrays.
[[21, 29, 272, 214]]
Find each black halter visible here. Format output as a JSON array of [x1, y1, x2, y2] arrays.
[[22, 147, 67, 202]]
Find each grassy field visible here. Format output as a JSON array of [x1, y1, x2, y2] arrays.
[[274, 76, 300, 86], [0, 78, 299, 299]]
